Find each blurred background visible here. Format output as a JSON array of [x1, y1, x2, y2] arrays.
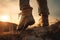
[[0, 0, 60, 25]]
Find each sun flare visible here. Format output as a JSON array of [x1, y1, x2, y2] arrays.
[[0, 15, 10, 22]]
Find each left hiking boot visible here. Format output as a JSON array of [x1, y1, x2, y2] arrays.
[[18, 7, 35, 31]]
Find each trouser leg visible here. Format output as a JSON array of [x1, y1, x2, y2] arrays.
[[37, 0, 49, 26]]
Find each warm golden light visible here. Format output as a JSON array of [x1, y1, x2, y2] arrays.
[[0, 15, 10, 22]]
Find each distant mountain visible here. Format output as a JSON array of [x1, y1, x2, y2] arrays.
[[0, 21, 18, 32]]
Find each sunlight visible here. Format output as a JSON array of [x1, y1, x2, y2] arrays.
[[0, 15, 10, 22]]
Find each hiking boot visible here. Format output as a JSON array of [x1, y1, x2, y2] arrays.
[[18, 7, 35, 31]]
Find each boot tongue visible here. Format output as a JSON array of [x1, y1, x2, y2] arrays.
[[21, 7, 33, 16], [22, 6, 33, 10]]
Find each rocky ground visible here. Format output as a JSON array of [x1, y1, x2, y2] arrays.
[[0, 21, 60, 40]]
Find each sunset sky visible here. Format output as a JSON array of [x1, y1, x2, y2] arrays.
[[0, 0, 60, 24]]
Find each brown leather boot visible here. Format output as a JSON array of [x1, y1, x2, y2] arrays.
[[18, 7, 35, 31]]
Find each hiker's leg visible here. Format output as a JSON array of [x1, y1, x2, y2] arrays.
[[37, 0, 49, 26], [18, 0, 35, 31]]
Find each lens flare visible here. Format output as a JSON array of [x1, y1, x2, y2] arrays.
[[0, 15, 10, 22]]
